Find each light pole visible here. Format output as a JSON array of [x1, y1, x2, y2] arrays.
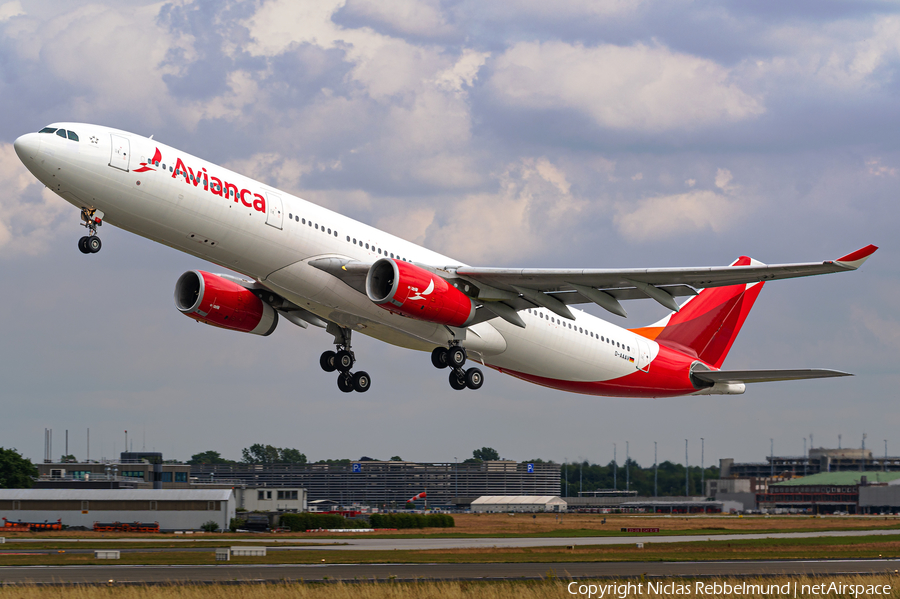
[[613, 444, 617, 491], [685, 439, 689, 497], [626, 441, 630, 492], [654, 441, 658, 498], [700, 438, 705, 497], [803, 438, 807, 477], [770, 438, 774, 478]]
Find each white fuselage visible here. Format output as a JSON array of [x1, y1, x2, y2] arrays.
[[15, 123, 659, 392]]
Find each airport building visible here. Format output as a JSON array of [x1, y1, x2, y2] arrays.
[[471, 495, 567, 513], [36, 452, 192, 490], [756, 471, 900, 514], [191, 460, 561, 507], [0, 489, 235, 531], [720, 448, 900, 480]]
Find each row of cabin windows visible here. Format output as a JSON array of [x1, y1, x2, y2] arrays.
[[39, 127, 79, 141], [285, 212, 410, 262], [525, 308, 631, 353]]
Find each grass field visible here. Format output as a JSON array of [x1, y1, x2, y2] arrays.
[[0, 576, 898, 598], [2, 534, 900, 566]]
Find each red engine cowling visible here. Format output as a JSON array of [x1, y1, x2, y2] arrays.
[[174, 270, 278, 336], [366, 258, 475, 327]]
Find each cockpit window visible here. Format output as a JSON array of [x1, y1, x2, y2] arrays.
[[66, 131, 79, 142], [56, 129, 67, 138], [39, 127, 57, 134]]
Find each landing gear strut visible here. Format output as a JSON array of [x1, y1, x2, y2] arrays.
[[321, 324, 370, 393], [431, 344, 483, 390], [78, 207, 103, 254]]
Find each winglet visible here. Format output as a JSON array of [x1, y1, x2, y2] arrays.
[[835, 245, 878, 269]]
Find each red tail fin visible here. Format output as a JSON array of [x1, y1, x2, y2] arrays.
[[630, 256, 764, 369]]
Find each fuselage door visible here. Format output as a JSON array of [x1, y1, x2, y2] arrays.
[[636, 336, 651, 373], [109, 134, 130, 171], [265, 191, 283, 229]]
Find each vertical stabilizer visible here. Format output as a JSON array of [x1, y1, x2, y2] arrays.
[[630, 256, 765, 369]]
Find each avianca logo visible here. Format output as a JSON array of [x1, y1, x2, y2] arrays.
[[133, 148, 161, 173], [408, 279, 434, 301], [136, 147, 267, 214]]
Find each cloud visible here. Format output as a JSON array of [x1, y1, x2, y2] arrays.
[[0, 143, 71, 256], [425, 158, 586, 263], [614, 169, 746, 241], [340, 0, 455, 38], [0, 1, 23, 22], [487, 41, 764, 132]]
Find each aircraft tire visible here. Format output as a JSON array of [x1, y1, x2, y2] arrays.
[[352, 371, 371, 393], [78, 236, 91, 254], [336, 350, 354, 372], [87, 236, 102, 253], [449, 369, 466, 390], [431, 347, 448, 369], [320, 350, 337, 372], [447, 346, 467, 368], [465, 367, 484, 390], [337, 373, 354, 393]]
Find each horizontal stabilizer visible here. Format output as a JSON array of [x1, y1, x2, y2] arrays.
[[693, 368, 852, 385]]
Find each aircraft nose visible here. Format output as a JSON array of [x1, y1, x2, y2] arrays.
[[13, 133, 40, 162]]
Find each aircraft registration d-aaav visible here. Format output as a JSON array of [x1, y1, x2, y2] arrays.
[[14, 123, 877, 397]]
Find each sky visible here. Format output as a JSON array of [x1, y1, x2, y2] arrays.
[[1, 0, 899, 469]]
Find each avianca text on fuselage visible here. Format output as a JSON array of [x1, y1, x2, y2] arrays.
[[137, 147, 266, 214]]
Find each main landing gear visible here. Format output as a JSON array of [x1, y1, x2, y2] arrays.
[[320, 324, 370, 393], [431, 344, 483, 391], [77, 207, 103, 254]]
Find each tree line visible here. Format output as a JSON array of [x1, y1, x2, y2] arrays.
[[560, 459, 719, 497]]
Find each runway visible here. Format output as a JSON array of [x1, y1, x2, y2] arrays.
[[1, 559, 899, 584]]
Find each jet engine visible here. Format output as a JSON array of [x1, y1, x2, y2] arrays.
[[174, 270, 278, 336], [366, 258, 475, 327]]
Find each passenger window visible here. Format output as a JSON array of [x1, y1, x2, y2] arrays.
[[67, 131, 79, 141], [56, 129, 67, 138], [327, 228, 331, 234], [169, 166, 173, 172], [378, 248, 382, 254], [390, 253, 394, 258], [315, 224, 318, 230], [289, 213, 293, 219], [334, 231, 338, 237], [365, 243, 369, 249], [346, 236, 350, 242], [295, 216, 299, 222], [39, 127, 57, 134], [353, 238, 357, 244]]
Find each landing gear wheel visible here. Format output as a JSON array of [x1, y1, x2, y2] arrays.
[[337, 373, 354, 393], [447, 346, 467, 368], [465, 367, 484, 390], [320, 350, 337, 372], [352, 371, 371, 393], [449, 369, 467, 390], [431, 347, 449, 369], [87, 236, 102, 253], [335, 350, 354, 373], [78, 236, 91, 254]]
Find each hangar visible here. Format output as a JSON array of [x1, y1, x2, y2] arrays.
[[471, 495, 566, 513], [0, 489, 235, 531]]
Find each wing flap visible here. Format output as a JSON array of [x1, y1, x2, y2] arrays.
[[693, 368, 852, 384]]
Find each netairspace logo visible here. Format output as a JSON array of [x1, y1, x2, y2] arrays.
[[566, 580, 893, 598]]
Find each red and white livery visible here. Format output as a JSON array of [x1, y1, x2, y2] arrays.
[[14, 123, 877, 396]]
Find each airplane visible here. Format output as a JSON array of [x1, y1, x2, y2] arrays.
[[13, 123, 877, 397]]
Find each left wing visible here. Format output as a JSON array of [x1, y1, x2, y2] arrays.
[[453, 245, 877, 324]]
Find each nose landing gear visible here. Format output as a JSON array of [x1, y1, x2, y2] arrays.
[[78, 207, 104, 254], [431, 344, 484, 391], [321, 324, 370, 393]]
